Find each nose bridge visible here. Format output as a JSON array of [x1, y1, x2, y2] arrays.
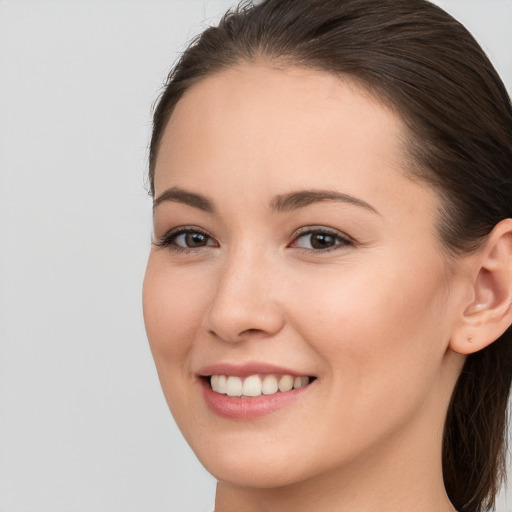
[[205, 243, 284, 342]]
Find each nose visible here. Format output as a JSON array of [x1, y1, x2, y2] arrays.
[[204, 250, 285, 343]]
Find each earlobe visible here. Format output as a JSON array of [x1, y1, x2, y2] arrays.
[[450, 219, 512, 355]]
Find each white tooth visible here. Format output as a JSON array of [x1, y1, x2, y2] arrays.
[[278, 375, 294, 392], [301, 376, 310, 387], [226, 376, 243, 397], [217, 375, 227, 394], [242, 375, 262, 397], [293, 376, 303, 389], [262, 375, 278, 395], [210, 375, 219, 392]]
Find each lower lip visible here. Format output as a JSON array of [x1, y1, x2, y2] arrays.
[[200, 379, 313, 420]]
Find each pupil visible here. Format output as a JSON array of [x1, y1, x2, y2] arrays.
[[311, 233, 334, 249], [186, 232, 207, 247]]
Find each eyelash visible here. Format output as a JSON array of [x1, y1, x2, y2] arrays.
[[154, 227, 218, 253], [290, 227, 354, 252], [154, 226, 354, 253]]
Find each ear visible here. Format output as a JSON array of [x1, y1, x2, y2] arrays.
[[450, 218, 512, 355]]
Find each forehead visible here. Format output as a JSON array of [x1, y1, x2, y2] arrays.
[[155, 63, 408, 191], [166, 64, 403, 144]]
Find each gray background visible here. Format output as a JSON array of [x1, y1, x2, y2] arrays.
[[0, 1, 510, 511]]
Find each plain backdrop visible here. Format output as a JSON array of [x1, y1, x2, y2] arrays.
[[0, 1, 511, 511]]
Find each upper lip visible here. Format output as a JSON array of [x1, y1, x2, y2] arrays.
[[197, 361, 314, 378]]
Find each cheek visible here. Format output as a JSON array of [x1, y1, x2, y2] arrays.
[[142, 256, 216, 433], [280, 261, 453, 457], [142, 255, 210, 375], [288, 257, 450, 398]]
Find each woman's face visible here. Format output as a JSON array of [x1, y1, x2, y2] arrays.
[[143, 64, 466, 488]]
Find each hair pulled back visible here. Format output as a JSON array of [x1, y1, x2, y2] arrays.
[[149, 1, 512, 510]]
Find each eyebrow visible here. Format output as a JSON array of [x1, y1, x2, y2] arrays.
[[153, 186, 215, 213], [153, 186, 379, 215], [270, 190, 379, 214]]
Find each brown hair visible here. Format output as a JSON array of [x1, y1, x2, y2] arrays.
[[148, 1, 512, 510]]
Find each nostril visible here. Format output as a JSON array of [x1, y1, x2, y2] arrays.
[[240, 328, 263, 335]]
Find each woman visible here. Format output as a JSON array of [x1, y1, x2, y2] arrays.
[[142, 1, 512, 511]]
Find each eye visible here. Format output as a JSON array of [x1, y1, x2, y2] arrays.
[[155, 227, 218, 251], [173, 231, 213, 248], [290, 228, 353, 251]]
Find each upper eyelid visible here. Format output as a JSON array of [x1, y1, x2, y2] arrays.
[[294, 226, 342, 234], [159, 225, 212, 238], [292, 226, 353, 240]]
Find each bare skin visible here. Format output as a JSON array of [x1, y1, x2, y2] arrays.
[[143, 63, 512, 512]]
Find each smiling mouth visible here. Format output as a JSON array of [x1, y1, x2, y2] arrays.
[[207, 374, 315, 398]]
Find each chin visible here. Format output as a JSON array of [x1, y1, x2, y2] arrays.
[[177, 423, 314, 488], [200, 450, 312, 489]]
